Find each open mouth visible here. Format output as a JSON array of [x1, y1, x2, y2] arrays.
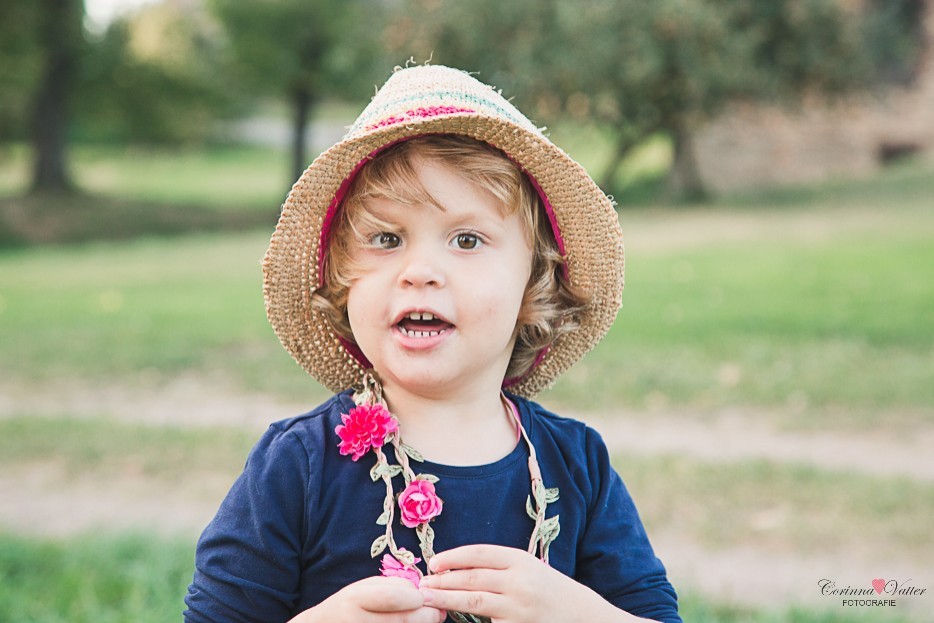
[[395, 311, 455, 338]]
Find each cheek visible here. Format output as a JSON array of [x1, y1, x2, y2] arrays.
[[345, 280, 376, 337], [469, 266, 529, 326]]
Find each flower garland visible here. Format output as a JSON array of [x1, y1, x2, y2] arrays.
[[335, 371, 561, 623]]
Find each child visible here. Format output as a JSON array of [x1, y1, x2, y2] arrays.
[[185, 65, 680, 623]]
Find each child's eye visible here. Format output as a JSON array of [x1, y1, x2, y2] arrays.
[[370, 232, 401, 249], [453, 233, 482, 250]]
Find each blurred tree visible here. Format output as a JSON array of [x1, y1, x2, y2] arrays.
[[863, 0, 927, 86], [27, 0, 85, 193], [388, 0, 901, 200], [210, 0, 388, 183], [75, 3, 238, 145], [1, 0, 241, 196], [0, 1, 41, 143], [383, 0, 573, 109], [568, 0, 873, 200]]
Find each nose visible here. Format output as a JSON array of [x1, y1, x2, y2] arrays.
[[397, 244, 445, 288]]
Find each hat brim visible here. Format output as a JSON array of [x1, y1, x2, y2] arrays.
[[263, 112, 623, 398]]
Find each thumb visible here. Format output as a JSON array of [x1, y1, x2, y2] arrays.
[[350, 576, 427, 613]]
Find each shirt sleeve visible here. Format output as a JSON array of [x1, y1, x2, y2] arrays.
[[575, 427, 682, 623], [184, 424, 313, 623]]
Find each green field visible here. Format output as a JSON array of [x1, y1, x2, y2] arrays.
[[2, 158, 932, 425], [0, 143, 289, 210], [0, 529, 916, 623], [1, 142, 932, 622]]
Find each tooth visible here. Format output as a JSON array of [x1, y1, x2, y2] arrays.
[[423, 312, 434, 321]]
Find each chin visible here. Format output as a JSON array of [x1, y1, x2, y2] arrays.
[[382, 362, 477, 395], [389, 371, 455, 394]]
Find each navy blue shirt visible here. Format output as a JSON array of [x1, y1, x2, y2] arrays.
[[184, 391, 680, 623]]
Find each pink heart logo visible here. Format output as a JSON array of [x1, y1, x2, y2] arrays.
[[872, 578, 886, 594]]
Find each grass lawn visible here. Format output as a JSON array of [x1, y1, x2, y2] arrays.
[[0, 531, 194, 623], [0, 230, 328, 400], [1, 143, 932, 427], [0, 528, 917, 623], [2, 162, 931, 427], [0, 416, 255, 483], [0, 144, 290, 211], [617, 451, 934, 559], [546, 226, 934, 425]]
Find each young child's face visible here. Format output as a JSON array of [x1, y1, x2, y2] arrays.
[[345, 158, 534, 398]]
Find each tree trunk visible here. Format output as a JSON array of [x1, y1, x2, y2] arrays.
[[30, 0, 82, 194], [666, 123, 707, 202], [599, 131, 638, 192], [290, 87, 314, 185]]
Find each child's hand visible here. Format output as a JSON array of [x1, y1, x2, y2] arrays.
[[419, 545, 651, 623], [295, 576, 446, 623]]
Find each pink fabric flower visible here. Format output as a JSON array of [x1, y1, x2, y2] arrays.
[[398, 479, 443, 528], [379, 550, 422, 587], [335, 404, 399, 461]]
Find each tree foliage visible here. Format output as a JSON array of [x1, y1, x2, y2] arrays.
[[2, 0, 920, 200], [389, 0, 903, 199], [0, 0, 42, 142], [383, 0, 575, 107], [210, 0, 389, 181], [75, 4, 237, 145], [580, 0, 878, 198], [1, 0, 239, 194]]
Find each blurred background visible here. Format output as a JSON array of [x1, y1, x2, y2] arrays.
[[1, 1, 932, 621]]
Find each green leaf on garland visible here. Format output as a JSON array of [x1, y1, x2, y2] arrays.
[[525, 495, 537, 520], [396, 548, 416, 565], [369, 459, 384, 482], [401, 443, 424, 462], [370, 534, 388, 558], [544, 487, 560, 503]]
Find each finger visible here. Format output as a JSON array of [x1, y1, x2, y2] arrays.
[[349, 577, 426, 613], [427, 544, 518, 573], [423, 607, 449, 623], [419, 568, 503, 594], [420, 587, 504, 619], [393, 606, 447, 623], [354, 606, 445, 623]]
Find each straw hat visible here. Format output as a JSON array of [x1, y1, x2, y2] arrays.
[[263, 64, 623, 398]]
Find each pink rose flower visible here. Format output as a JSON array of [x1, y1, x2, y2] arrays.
[[335, 404, 399, 461], [398, 479, 443, 528], [379, 550, 422, 587]]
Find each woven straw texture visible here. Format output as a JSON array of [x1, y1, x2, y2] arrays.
[[263, 65, 624, 397]]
